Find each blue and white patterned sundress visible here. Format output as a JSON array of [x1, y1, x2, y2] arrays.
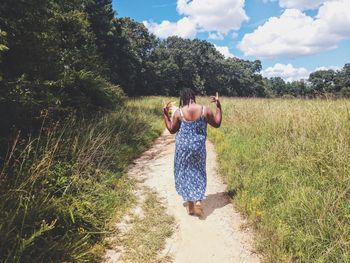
[[174, 106, 207, 201]]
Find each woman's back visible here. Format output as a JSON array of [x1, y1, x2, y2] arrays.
[[177, 104, 207, 140], [179, 104, 204, 122]]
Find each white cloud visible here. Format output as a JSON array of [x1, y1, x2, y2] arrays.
[[265, 0, 331, 10], [315, 65, 340, 71], [143, 17, 197, 39], [208, 32, 225, 40], [214, 45, 235, 58], [262, 63, 342, 81], [177, 0, 249, 34], [261, 63, 309, 82], [238, 0, 350, 58], [144, 0, 249, 39], [279, 0, 329, 9]]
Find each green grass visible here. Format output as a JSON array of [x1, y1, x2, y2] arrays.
[[6, 95, 349, 262], [207, 98, 350, 262], [0, 97, 165, 262]]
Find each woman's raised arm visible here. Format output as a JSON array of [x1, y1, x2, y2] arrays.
[[206, 93, 222, 128]]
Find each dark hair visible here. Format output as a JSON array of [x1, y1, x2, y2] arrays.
[[179, 88, 196, 107]]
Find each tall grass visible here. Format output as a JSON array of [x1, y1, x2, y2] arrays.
[[0, 97, 164, 262], [207, 98, 350, 262]]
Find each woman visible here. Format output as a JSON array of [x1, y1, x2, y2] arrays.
[[163, 88, 222, 216]]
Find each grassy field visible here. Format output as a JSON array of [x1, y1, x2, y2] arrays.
[[4, 96, 349, 262], [206, 98, 350, 262], [0, 97, 165, 262]]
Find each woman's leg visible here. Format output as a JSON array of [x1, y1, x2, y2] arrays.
[[187, 201, 195, 215]]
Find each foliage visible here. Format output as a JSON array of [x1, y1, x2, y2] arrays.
[[0, 30, 8, 66], [144, 36, 266, 97], [0, 97, 164, 262], [0, 0, 123, 137]]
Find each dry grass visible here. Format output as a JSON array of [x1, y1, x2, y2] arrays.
[[120, 189, 174, 263], [205, 97, 350, 262]]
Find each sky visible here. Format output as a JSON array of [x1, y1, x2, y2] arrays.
[[112, 0, 350, 82]]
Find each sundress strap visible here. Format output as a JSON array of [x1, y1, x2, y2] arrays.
[[179, 107, 184, 120], [201, 105, 204, 117]]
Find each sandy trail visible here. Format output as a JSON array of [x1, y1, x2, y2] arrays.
[[125, 129, 261, 263]]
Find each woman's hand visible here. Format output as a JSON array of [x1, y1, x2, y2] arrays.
[[163, 100, 172, 117], [163, 100, 181, 134], [210, 92, 221, 108]]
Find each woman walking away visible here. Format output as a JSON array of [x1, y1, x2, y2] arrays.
[[162, 88, 222, 216]]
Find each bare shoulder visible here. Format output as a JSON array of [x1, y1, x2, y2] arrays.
[[203, 105, 213, 115], [202, 105, 213, 120], [173, 107, 181, 120]]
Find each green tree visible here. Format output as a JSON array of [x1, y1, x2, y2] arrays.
[[308, 69, 336, 95], [268, 77, 287, 96], [0, 0, 123, 136], [220, 58, 265, 97], [116, 17, 157, 95], [285, 80, 312, 97], [85, 0, 115, 56], [335, 64, 350, 97], [149, 37, 225, 96]]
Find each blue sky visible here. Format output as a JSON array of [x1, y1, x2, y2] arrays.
[[112, 0, 350, 81]]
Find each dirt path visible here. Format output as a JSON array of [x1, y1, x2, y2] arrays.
[[105, 130, 261, 263]]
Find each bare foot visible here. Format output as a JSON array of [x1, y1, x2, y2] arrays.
[[194, 201, 204, 216], [186, 201, 195, 215]]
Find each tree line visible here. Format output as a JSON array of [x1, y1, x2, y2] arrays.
[[265, 66, 350, 98], [1, 0, 350, 137]]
